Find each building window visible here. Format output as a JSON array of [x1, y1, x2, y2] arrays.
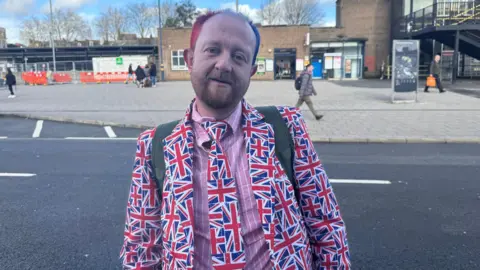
[[171, 50, 187, 71]]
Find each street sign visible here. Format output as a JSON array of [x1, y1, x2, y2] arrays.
[[116, 57, 123, 65], [391, 39, 419, 103]]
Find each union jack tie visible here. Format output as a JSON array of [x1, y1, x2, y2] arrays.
[[202, 121, 246, 269]]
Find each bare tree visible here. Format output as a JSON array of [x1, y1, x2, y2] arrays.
[[107, 7, 127, 40], [95, 14, 111, 44], [20, 15, 50, 45], [94, 7, 127, 42], [51, 9, 92, 42], [126, 3, 156, 38], [258, 0, 282, 25], [20, 10, 91, 46], [159, 0, 177, 26], [282, 0, 325, 25]]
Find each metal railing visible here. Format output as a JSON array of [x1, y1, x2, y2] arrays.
[[394, 1, 480, 37], [0, 60, 94, 84]]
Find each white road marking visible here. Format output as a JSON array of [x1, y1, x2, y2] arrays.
[[65, 137, 136, 141], [104, 126, 117, 138], [32, 120, 44, 138], [330, 179, 391, 184], [0, 173, 37, 177], [0, 136, 7, 139]]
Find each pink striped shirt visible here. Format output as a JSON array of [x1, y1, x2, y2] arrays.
[[191, 101, 271, 269]]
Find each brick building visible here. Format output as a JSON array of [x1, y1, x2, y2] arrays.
[[160, 25, 310, 81], [309, 0, 392, 79], [158, 0, 394, 80]]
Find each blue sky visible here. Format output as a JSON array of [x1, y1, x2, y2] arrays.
[[0, 0, 336, 43]]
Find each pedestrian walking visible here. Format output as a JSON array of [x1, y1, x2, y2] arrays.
[[295, 64, 323, 120], [5, 68, 16, 98], [149, 62, 157, 87], [126, 64, 134, 84], [424, 53, 446, 93], [120, 10, 350, 270]]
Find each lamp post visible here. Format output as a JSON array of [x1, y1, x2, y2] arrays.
[[157, 0, 165, 81], [236, 0, 239, 12], [49, 0, 56, 72]]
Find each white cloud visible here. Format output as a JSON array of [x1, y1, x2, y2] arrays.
[[219, 2, 261, 23], [41, 0, 94, 13], [319, 0, 335, 3], [323, 20, 336, 27], [0, 16, 22, 43], [78, 12, 97, 24], [0, 0, 36, 15]]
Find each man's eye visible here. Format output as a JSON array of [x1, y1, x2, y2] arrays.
[[207, 48, 219, 54], [234, 54, 246, 62]]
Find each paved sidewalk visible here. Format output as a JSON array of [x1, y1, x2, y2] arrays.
[[1, 80, 480, 142]]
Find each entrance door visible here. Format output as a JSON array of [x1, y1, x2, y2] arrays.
[[351, 59, 358, 79], [311, 58, 323, 78]]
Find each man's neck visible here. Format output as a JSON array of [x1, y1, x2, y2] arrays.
[[195, 99, 239, 120]]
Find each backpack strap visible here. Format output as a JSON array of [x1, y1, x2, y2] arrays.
[[256, 106, 299, 204], [151, 106, 298, 206], [151, 120, 180, 202]]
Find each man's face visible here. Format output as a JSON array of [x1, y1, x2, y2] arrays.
[[435, 55, 441, 62], [308, 65, 314, 72], [185, 14, 257, 110]]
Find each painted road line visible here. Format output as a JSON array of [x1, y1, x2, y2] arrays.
[[32, 120, 44, 138], [330, 179, 391, 184], [104, 126, 117, 138], [0, 136, 7, 139], [65, 137, 137, 141], [0, 173, 37, 177]]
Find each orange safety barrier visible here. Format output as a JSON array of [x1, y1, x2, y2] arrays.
[[94, 72, 107, 84], [80, 72, 96, 83], [22, 72, 48, 85], [52, 73, 72, 84], [79, 71, 138, 84], [109, 72, 128, 83]]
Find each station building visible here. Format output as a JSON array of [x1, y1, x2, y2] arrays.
[[1, 0, 478, 81]]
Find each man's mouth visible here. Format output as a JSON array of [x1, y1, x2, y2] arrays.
[[209, 77, 232, 85]]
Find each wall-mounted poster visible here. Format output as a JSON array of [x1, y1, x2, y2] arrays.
[[325, 56, 333, 69], [345, 59, 352, 74], [296, 59, 304, 71], [266, 59, 274, 72], [333, 56, 342, 69], [256, 57, 266, 74]]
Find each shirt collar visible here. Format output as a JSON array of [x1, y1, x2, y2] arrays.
[[191, 100, 243, 134]]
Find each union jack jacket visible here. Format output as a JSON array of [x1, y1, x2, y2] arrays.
[[120, 100, 350, 269]]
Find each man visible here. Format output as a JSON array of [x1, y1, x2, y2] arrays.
[[126, 64, 134, 84], [150, 62, 157, 87], [296, 64, 323, 120], [424, 53, 446, 93], [5, 68, 16, 98], [120, 10, 350, 270]]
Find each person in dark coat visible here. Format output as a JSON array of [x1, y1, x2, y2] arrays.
[[149, 62, 157, 87], [135, 65, 146, 88], [5, 68, 16, 98], [127, 64, 134, 84]]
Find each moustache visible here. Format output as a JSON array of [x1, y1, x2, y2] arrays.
[[207, 71, 233, 85]]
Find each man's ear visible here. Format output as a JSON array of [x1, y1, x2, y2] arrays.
[[184, 48, 194, 72], [250, 64, 257, 77]]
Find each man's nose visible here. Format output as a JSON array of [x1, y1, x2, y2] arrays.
[[214, 53, 233, 73]]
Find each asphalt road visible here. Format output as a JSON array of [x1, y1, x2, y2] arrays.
[[0, 135, 479, 269], [0, 115, 142, 139]]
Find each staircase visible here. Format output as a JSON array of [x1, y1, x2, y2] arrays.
[[393, 0, 480, 60]]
